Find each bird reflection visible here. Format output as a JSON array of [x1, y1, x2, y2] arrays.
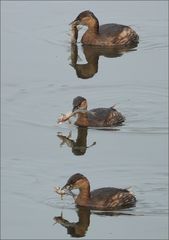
[[57, 127, 96, 156], [53, 207, 90, 238], [69, 43, 137, 79], [53, 206, 135, 238]]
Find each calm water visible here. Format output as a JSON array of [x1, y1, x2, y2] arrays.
[[1, 1, 168, 239]]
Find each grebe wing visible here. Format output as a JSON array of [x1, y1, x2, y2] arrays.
[[99, 23, 128, 36]]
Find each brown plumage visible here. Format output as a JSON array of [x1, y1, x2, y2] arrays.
[[72, 96, 125, 127], [62, 173, 136, 210], [58, 96, 125, 127], [71, 10, 139, 47]]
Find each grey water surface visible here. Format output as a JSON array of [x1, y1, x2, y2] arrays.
[[1, 1, 168, 239]]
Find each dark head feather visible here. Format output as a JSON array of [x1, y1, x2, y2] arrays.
[[66, 173, 87, 185], [75, 10, 97, 22], [72, 96, 86, 111]]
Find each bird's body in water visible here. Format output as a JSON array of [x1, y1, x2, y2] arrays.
[[61, 173, 136, 210], [58, 96, 125, 127], [70, 10, 139, 47]]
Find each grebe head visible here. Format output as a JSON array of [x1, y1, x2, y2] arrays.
[[62, 173, 89, 191], [71, 10, 98, 27], [72, 96, 88, 112]]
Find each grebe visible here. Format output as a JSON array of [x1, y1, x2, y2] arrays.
[[61, 173, 136, 210], [70, 10, 139, 47], [58, 96, 125, 127]]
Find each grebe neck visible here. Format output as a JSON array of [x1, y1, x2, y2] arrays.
[[76, 112, 89, 127], [87, 18, 99, 34], [76, 181, 90, 206]]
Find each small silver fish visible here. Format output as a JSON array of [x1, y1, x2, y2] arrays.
[[57, 112, 72, 124], [70, 24, 78, 44], [54, 186, 77, 200], [54, 186, 67, 200]]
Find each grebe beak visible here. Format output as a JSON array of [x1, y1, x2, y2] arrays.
[[69, 19, 80, 26], [61, 184, 75, 198], [61, 184, 71, 191], [72, 105, 79, 112]]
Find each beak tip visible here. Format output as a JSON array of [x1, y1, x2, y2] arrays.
[[69, 20, 75, 25], [61, 184, 69, 190], [69, 19, 79, 26]]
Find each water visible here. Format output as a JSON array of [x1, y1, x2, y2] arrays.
[[1, 1, 168, 239]]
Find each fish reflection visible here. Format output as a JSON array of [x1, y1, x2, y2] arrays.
[[57, 127, 96, 156], [69, 43, 137, 79], [53, 207, 135, 238]]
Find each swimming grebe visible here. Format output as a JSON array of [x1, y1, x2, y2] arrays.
[[70, 10, 139, 47], [61, 173, 136, 210], [58, 96, 125, 127]]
